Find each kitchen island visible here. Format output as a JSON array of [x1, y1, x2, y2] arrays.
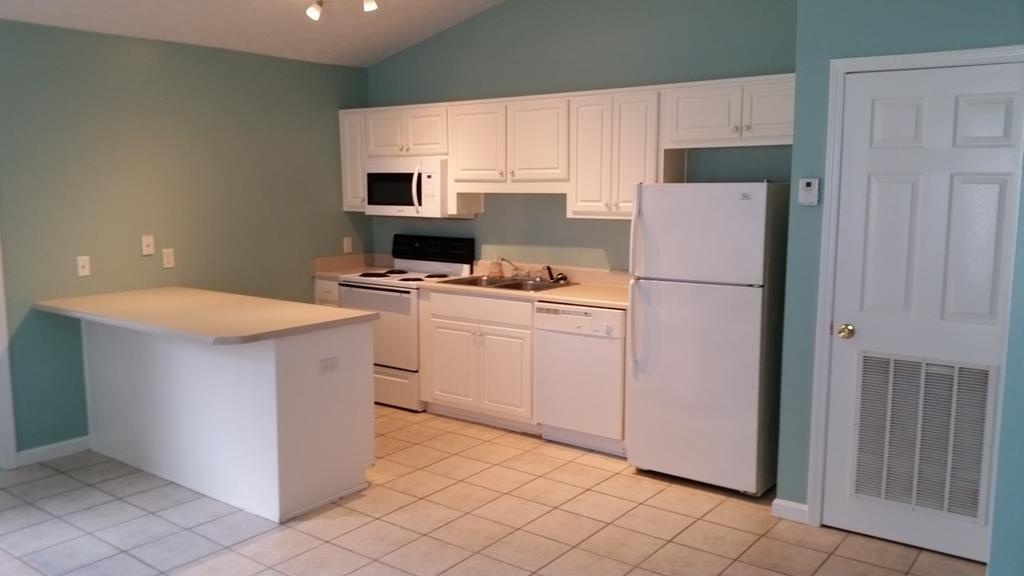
[[35, 287, 379, 522]]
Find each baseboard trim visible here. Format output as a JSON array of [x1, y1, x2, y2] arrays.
[[772, 498, 810, 524], [17, 436, 91, 466]]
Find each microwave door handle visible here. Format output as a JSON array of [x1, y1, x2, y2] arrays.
[[411, 165, 421, 215]]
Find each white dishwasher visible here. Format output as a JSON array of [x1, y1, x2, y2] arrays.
[[534, 302, 626, 453]]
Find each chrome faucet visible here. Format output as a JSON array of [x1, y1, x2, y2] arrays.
[[499, 257, 528, 279], [543, 265, 556, 282]]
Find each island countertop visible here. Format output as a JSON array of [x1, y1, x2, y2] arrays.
[[35, 286, 379, 345]]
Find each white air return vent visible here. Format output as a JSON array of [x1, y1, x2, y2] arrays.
[[853, 354, 992, 521]]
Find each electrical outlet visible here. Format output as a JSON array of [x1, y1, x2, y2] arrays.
[[343, 237, 353, 254], [141, 234, 155, 256], [319, 357, 339, 375], [76, 256, 91, 277], [162, 248, 175, 269]]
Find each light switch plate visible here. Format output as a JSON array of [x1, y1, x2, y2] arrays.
[[343, 237, 353, 254], [141, 234, 155, 256], [798, 178, 820, 206], [162, 248, 175, 269], [76, 256, 91, 277]]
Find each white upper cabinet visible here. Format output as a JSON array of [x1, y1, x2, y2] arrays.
[[450, 99, 570, 193], [450, 103, 507, 182], [662, 84, 743, 146], [339, 110, 367, 212], [366, 106, 448, 156], [742, 78, 796, 140], [569, 90, 658, 219], [508, 99, 570, 182], [660, 74, 794, 148]]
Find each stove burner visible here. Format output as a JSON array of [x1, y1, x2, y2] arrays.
[[425, 274, 449, 279], [359, 272, 388, 278], [385, 269, 408, 275], [399, 277, 424, 282]]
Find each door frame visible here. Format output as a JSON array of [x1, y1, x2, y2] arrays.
[[0, 236, 16, 469], [804, 44, 1024, 527]]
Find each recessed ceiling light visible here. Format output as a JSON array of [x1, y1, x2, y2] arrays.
[[306, 0, 324, 21], [363, 0, 378, 12]]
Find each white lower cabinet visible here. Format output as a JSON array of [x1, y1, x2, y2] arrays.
[[426, 294, 533, 422], [314, 279, 339, 305]]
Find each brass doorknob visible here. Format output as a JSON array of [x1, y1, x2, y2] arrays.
[[837, 323, 856, 339]]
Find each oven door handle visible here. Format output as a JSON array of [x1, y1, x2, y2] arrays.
[[411, 164, 421, 215], [339, 283, 414, 296]]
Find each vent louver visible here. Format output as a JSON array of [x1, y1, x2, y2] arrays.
[[853, 354, 992, 520]]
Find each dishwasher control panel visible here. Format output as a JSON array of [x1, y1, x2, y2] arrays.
[[534, 303, 625, 338]]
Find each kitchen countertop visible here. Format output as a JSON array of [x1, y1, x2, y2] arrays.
[[417, 279, 629, 309], [316, 268, 629, 309], [36, 287, 379, 345]]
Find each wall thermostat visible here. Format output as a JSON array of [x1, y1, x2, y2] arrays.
[[798, 178, 820, 206]]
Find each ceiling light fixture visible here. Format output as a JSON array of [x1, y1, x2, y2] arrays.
[[363, 0, 378, 12], [306, 0, 324, 21]]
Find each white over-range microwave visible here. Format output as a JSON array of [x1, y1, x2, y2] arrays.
[[365, 157, 449, 218]]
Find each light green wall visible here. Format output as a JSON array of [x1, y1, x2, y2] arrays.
[[0, 21, 371, 450], [367, 0, 796, 269], [783, 1, 1024, 572]]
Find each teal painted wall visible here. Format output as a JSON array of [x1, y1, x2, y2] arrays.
[[781, 1, 1024, 572], [367, 0, 797, 269], [0, 21, 371, 450]]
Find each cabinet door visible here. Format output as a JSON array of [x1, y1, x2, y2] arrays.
[[478, 325, 532, 421], [450, 103, 507, 182], [569, 95, 613, 216], [508, 98, 570, 182], [366, 110, 406, 156], [429, 318, 478, 407], [661, 84, 743, 147], [611, 91, 659, 216], [742, 79, 795, 141], [405, 107, 448, 155], [314, 279, 339, 305], [339, 111, 367, 212]]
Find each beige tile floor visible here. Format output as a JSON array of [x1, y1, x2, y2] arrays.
[[0, 406, 987, 576]]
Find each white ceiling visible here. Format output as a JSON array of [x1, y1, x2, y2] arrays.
[[0, 0, 504, 67]]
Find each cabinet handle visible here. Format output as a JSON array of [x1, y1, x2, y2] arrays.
[[744, 124, 752, 131], [731, 125, 740, 133], [499, 169, 505, 178], [511, 170, 516, 178]]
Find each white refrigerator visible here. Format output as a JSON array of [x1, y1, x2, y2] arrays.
[[626, 182, 788, 495]]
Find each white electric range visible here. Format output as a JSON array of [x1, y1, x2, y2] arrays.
[[337, 235, 475, 411]]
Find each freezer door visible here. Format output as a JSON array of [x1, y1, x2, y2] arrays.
[[626, 279, 767, 493], [631, 183, 767, 285]]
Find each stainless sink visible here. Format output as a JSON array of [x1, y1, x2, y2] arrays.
[[440, 276, 574, 292], [494, 279, 575, 292], [440, 276, 518, 288]]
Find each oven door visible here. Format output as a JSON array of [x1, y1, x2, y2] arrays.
[[339, 283, 418, 371], [365, 171, 423, 217]]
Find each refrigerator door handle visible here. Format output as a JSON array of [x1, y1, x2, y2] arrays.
[[629, 278, 642, 374], [629, 183, 642, 276]]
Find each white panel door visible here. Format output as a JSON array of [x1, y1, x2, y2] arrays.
[[508, 98, 570, 182], [569, 95, 613, 215], [632, 183, 768, 285], [823, 63, 1024, 562], [478, 324, 532, 421], [661, 84, 742, 146], [450, 103, 507, 182], [365, 110, 405, 156], [742, 79, 795, 140], [612, 91, 659, 215], [406, 107, 448, 155], [339, 111, 367, 212], [626, 280, 765, 494], [429, 319, 478, 407]]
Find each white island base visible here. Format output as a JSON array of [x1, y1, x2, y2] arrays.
[[38, 288, 377, 523]]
